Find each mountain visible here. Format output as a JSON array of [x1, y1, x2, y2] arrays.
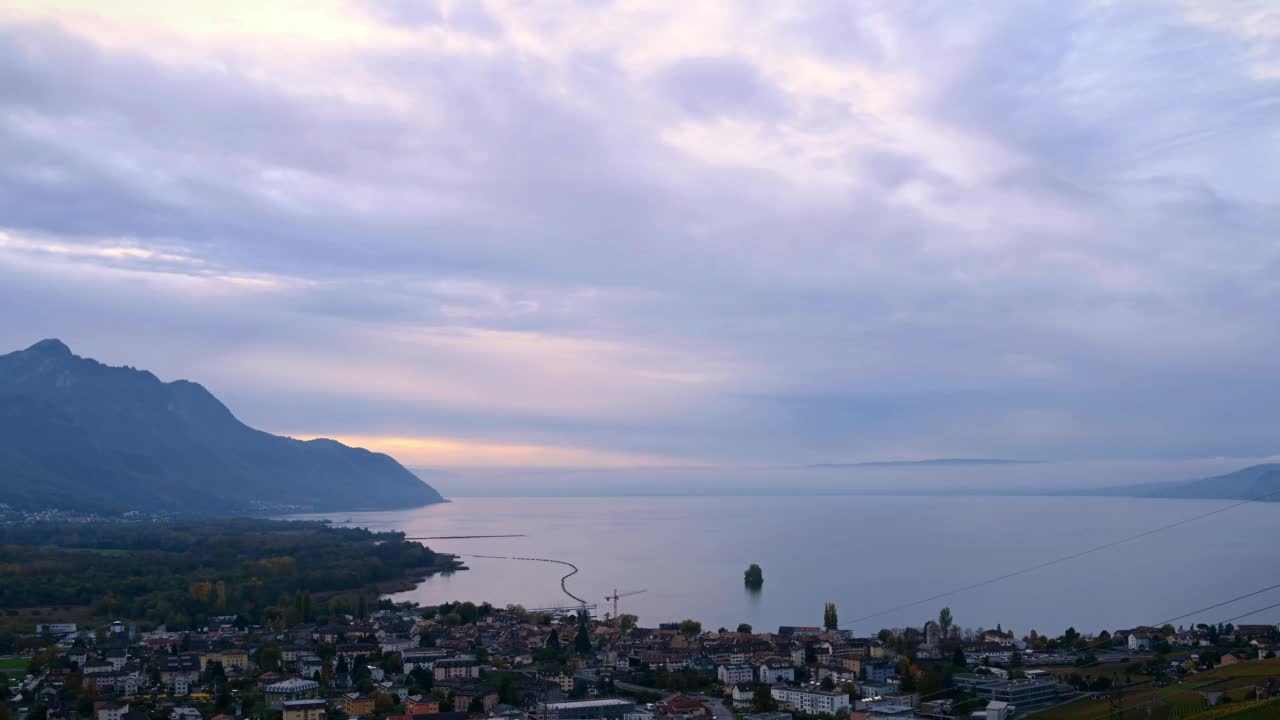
[[809, 458, 1038, 468], [0, 339, 444, 513], [1073, 463, 1280, 501]]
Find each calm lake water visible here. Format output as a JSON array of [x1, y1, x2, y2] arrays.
[[296, 495, 1280, 636]]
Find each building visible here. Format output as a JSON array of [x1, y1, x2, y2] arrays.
[[433, 659, 481, 681], [718, 663, 755, 685], [770, 686, 850, 716], [974, 680, 1059, 712], [344, 693, 375, 716], [406, 695, 440, 715], [282, 699, 327, 720], [758, 662, 795, 684], [861, 659, 894, 683], [158, 654, 202, 695], [214, 649, 250, 670], [541, 699, 635, 720], [972, 701, 1010, 720], [1128, 634, 1153, 652], [95, 701, 129, 720], [743, 714, 791, 720], [436, 679, 498, 714], [540, 670, 576, 695], [265, 679, 322, 708]]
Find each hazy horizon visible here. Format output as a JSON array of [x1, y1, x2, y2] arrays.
[[412, 456, 1279, 498]]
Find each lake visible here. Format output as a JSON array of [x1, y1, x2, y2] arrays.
[[296, 495, 1280, 636]]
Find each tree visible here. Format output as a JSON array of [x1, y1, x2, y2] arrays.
[[497, 675, 519, 705], [823, 603, 839, 631], [952, 647, 966, 667], [546, 629, 561, 651], [619, 614, 638, 632], [820, 676, 835, 692], [751, 683, 777, 713], [737, 624, 753, 634], [573, 621, 593, 654], [938, 607, 953, 639], [374, 692, 397, 715], [679, 619, 702, 635], [744, 564, 764, 589]]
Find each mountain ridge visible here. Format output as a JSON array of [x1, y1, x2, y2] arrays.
[[0, 339, 444, 514], [1069, 462, 1280, 501]]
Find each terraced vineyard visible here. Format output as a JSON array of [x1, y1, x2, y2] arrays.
[[1035, 659, 1280, 720]]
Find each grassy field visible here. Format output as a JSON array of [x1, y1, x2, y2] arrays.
[[1034, 659, 1280, 720], [1184, 698, 1280, 719], [0, 657, 29, 674], [0, 604, 95, 634]]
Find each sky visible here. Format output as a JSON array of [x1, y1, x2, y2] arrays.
[[1, 1, 1279, 486]]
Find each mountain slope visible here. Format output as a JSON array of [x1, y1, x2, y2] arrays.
[[1073, 463, 1280, 501], [0, 339, 444, 513]]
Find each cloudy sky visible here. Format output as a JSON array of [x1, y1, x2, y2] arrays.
[[2, 1, 1278, 480]]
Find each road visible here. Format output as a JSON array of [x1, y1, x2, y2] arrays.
[[693, 692, 733, 720]]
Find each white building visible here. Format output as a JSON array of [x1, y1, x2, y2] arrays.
[[1128, 634, 1153, 652], [718, 663, 755, 685], [770, 686, 850, 716], [97, 702, 129, 720], [759, 662, 795, 684]]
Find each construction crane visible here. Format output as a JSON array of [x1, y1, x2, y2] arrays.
[[604, 588, 646, 623]]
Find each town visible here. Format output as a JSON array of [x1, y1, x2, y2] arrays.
[[4, 603, 1278, 720]]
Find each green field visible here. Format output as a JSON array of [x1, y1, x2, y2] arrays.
[[0, 657, 29, 674]]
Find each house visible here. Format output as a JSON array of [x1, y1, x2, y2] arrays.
[[654, 694, 705, 720], [299, 655, 325, 680], [769, 686, 850, 716], [282, 699, 327, 720], [95, 701, 129, 720], [344, 693, 375, 716], [758, 661, 795, 684], [730, 683, 755, 710], [718, 663, 754, 685], [405, 695, 440, 715], [104, 650, 128, 671], [1128, 634, 1153, 652]]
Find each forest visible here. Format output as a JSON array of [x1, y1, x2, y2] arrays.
[[0, 518, 454, 631]]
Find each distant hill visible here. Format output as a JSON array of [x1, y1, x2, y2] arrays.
[[0, 339, 444, 513], [1076, 463, 1280, 501], [809, 458, 1038, 468]]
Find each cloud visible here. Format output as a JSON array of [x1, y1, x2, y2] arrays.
[[1, 1, 1278, 477]]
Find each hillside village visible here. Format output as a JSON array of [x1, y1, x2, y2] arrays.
[[4, 604, 1278, 720]]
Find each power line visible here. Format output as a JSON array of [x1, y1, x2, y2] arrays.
[[1029, 598, 1280, 720], [904, 579, 1280, 707], [844, 487, 1280, 628]]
